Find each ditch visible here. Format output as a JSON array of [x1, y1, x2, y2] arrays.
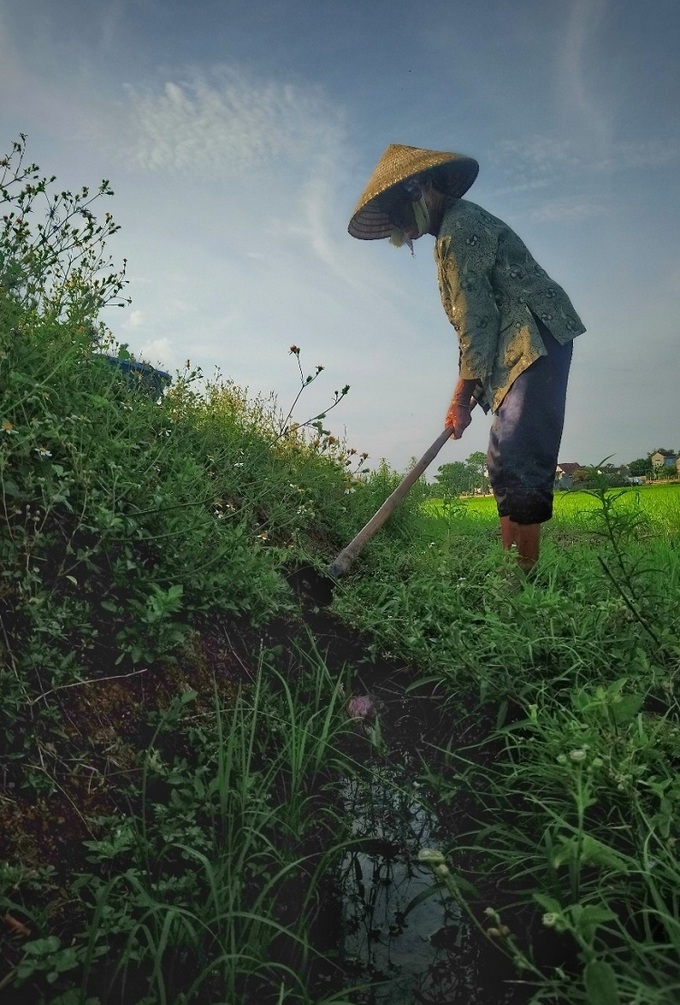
[[302, 603, 545, 1005]]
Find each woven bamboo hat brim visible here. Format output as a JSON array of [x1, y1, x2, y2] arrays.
[[348, 144, 479, 240]]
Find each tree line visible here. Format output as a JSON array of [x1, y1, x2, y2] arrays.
[[428, 448, 679, 500]]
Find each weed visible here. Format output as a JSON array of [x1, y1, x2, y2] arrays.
[[4, 135, 680, 1005]]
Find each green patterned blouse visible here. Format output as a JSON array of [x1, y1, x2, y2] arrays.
[[434, 199, 585, 412]]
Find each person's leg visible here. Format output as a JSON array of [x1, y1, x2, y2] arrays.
[[499, 514, 517, 550], [500, 516, 541, 569], [488, 323, 573, 570]]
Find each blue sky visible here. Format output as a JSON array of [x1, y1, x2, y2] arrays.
[[2, 0, 679, 472]]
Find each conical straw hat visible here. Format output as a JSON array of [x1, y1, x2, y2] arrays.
[[348, 143, 479, 240]]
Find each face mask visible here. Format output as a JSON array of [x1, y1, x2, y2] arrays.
[[388, 180, 430, 253]]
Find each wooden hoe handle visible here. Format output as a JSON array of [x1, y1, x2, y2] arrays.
[[326, 426, 455, 581]]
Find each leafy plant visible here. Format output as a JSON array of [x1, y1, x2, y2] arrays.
[[1, 133, 129, 321]]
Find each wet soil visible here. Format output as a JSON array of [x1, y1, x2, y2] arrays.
[[1, 591, 572, 1003]]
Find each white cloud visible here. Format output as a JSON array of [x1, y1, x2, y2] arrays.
[[529, 197, 607, 223], [124, 309, 144, 328], [491, 136, 584, 179], [558, 0, 613, 150], [593, 139, 680, 172], [117, 64, 347, 180], [138, 337, 177, 369], [489, 132, 680, 195]]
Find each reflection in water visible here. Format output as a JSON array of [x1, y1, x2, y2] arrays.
[[339, 756, 480, 1004]]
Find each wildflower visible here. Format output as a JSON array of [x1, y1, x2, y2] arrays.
[[347, 695, 378, 719], [487, 925, 510, 938], [2, 420, 16, 434], [417, 848, 446, 866], [256, 531, 269, 541], [289, 344, 300, 355], [35, 446, 52, 458], [569, 748, 587, 763], [542, 912, 558, 928]]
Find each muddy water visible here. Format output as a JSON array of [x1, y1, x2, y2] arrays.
[[334, 684, 526, 1005], [296, 605, 533, 1003], [340, 756, 472, 1004]]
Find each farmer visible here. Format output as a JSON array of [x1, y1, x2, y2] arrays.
[[348, 144, 585, 571]]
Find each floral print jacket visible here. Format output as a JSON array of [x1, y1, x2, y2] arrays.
[[435, 198, 585, 412]]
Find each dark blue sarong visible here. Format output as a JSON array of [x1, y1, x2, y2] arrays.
[[486, 319, 573, 525]]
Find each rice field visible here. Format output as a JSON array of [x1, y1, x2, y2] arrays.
[[421, 481, 680, 538]]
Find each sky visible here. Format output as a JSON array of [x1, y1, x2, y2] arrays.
[[2, 0, 679, 474]]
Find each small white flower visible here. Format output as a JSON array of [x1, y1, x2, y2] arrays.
[[417, 848, 445, 865], [35, 446, 52, 458]]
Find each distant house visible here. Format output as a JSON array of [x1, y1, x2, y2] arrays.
[[651, 451, 678, 473], [555, 462, 580, 489]]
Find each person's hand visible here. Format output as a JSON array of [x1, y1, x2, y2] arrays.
[[445, 400, 473, 439]]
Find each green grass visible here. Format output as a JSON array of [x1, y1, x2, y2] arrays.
[[1, 140, 375, 1003], [2, 651, 364, 1004], [422, 482, 680, 535], [0, 298, 381, 1002], [72, 656, 359, 1005], [3, 137, 680, 1005], [334, 485, 680, 1004]]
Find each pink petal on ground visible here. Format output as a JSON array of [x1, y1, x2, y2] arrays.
[[347, 695, 378, 719]]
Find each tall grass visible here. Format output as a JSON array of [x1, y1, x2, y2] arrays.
[[3, 646, 366, 1004], [335, 484, 680, 1003], [4, 135, 680, 1005], [0, 137, 381, 1004]]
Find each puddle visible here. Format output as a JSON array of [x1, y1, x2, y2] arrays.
[[339, 754, 478, 1004], [329, 677, 526, 1005], [294, 608, 532, 1003]]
